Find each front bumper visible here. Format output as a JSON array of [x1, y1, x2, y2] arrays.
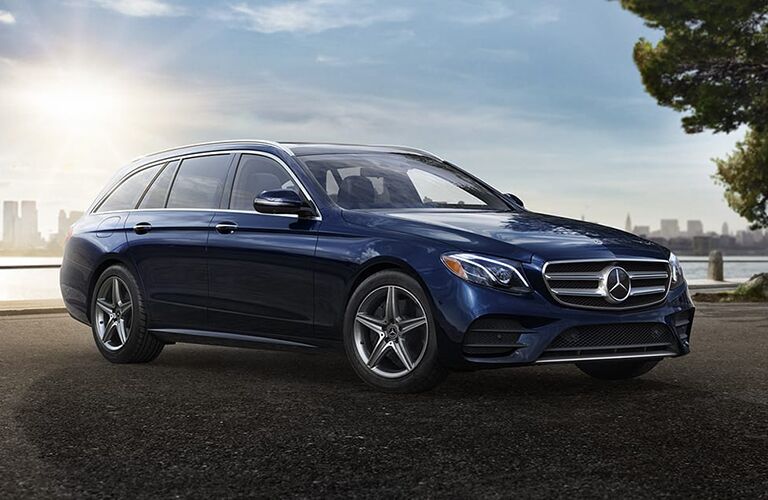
[[430, 271, 695, 369]]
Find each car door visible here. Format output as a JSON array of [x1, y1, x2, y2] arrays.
[[125, 154, 234, 330], [207, 152, 319, 340]]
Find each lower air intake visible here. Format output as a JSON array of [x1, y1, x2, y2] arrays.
[[539, 323, 678, 362]]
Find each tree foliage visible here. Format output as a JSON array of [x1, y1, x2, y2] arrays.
[[618, 0, 768, 228], [715, 129, 768, 229], [621, 0, 768, 134]]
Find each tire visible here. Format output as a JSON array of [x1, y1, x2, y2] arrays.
[[576, 359, 660, 380], [343, 270, 448, 393], [90, 264, 164, 363]]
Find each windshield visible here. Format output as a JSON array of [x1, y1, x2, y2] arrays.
[[300, 153, 511, 211]]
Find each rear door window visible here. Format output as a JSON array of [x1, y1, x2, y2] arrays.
[[166, 155, 232, 209], [97, 165, 162, 212]]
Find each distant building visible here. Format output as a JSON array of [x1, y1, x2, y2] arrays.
[[660, 219, 680, 239], [2, 200, 19, 249], [692, 235, 712, 254], [625, 213, 632, 233], [686, 220, 704, 237], [721, 222, 730, 236], [633, 225, 651, 237], [19, 201, 42, 248], [53, 209, 84, 247]]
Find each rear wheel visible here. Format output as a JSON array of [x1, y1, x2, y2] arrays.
[[90, 264, 163, 363], [343, 271, 448, 393], [576, 359, 660, 380]]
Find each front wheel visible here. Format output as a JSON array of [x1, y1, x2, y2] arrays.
[[576, 359, 660, 380], [343, 271, 448, 393]]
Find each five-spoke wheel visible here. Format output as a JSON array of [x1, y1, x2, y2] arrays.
[[354, 285, 429, 378], [94, 276, 133, 351], [90, 264, 164, 363], [344, 270, 448, 392]]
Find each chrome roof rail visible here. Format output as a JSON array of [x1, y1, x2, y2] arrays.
[[282, 142, 443, 161], [370, 144, 443, 162], [131, 139, 295, 162]]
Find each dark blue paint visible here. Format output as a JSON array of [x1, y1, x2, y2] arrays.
[[61, 142, 695, 369]]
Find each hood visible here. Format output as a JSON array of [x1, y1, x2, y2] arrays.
[[343, 209, 668, 263]]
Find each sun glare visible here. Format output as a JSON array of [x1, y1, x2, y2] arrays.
[[18, 69, 126, 133]]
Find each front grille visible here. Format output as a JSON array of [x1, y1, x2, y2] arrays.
[[543, 259, 671, 310], [539, 323, 678, 361], [463, 317, 527, 357]]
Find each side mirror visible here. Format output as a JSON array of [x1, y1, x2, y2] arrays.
[[253, 190, 315, 217], [504, 193, 524, 208]]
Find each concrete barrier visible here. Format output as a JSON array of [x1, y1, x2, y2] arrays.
[[707, 250, 724, 281]]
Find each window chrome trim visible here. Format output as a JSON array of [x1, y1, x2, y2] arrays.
[[91, 150, 322, 221], [541, 258, 672, 311]]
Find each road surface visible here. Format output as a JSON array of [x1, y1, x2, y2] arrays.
[[0, 303, 766, 498]]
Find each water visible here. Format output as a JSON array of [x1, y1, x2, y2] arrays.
[[0, 257, 62, 301], [0, 256, 767, 301], [678, 256, 768, 280]]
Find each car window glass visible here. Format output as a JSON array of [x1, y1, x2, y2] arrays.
[[97, 165, 161, 212], [301, 154, 508, 211], [166, 155, 230, 209], [230, 155, 298, 211], [407, 169, 486, 206], [139, 160, 178, 209]]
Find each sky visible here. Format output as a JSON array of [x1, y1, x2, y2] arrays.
[[0, 0, 750, 237]]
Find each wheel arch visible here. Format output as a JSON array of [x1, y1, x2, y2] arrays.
[[347, 258, 429, 299]]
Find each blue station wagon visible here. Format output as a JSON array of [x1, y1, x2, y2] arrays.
[[60, 140, 695, 392]]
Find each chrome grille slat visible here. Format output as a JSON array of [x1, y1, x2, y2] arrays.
[[628, 271, 669, 279], [630, 285, 667, 296], [542, 258, 671, 310], [551, 288, 605, 297], [544, 272, 602, 280]]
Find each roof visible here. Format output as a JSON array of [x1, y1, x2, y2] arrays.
[[133, 140, 442, 164]]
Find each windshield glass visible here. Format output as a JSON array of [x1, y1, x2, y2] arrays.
[[300, 153, 510, 211]]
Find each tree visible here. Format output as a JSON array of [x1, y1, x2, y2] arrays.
[[715, 130, 768, 229], [618, 0, 768, 228]]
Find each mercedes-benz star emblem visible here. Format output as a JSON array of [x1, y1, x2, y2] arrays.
[[605, 267, 631, 302]]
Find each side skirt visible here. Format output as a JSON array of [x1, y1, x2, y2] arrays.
[[149, 328, 341, 353]]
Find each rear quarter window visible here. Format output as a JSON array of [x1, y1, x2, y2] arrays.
[[97, 165, 162, 213]]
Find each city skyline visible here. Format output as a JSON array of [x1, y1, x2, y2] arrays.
[[2, 199, 766, 255], [0, 0, 756, 236], [1, 199, 81, 251]]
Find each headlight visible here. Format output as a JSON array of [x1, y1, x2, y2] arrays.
[[669, 252, 685, 288], [441, 253, 530, 293]]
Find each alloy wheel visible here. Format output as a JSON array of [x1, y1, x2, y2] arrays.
[[94, 276, 133, 351], [353, 285, 429, 378]]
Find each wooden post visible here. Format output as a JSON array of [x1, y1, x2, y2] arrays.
[[708, 250, 724, 281]]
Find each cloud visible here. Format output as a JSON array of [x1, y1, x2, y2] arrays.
[[525, 5, 559, 25], [454, 1, 513, 24], [0, 10, 16, 24], [89, 0, 183, 17], [315, 54, 381, 66], [227, 0, 411, 34], [478, 48, 529, 62]]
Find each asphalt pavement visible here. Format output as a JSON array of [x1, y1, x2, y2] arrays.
[[0, 303, 766, 499]]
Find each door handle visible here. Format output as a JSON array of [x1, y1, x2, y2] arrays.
[[215, 222, 238, 234], [133, 222, 152, 235]]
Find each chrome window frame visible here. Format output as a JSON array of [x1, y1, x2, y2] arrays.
[[91, 150, 322, 221]]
